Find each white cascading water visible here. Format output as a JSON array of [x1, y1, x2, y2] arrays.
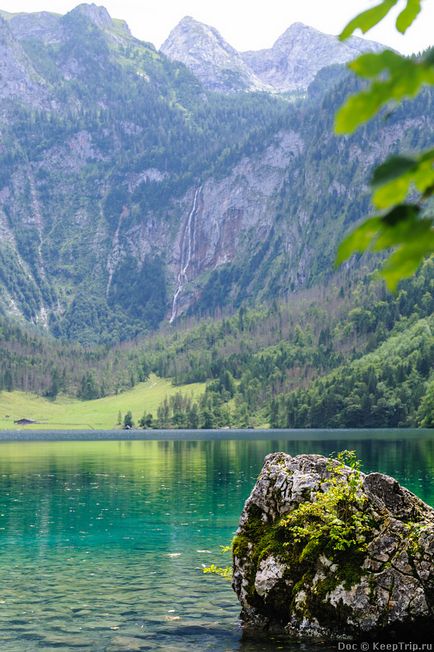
[[170, 187, 200, 323]]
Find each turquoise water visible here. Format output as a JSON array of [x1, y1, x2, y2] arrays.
[[0, 430, 433, 651]]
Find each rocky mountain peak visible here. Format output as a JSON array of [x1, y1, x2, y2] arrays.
[[69, 3, 113, 30], [273, 21, 322, 49], [160, 16, 269, 92], [177, 16, 209, 30], [162, 16, 231, 55], [161, 16, 383, 94], [241, 21, 383, 93]]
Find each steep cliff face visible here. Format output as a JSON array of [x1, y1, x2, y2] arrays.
[[0, 4, 293, 341], [160, 16, 269, 93], [241, 23, 383, 93], [167, 131, 304, 320], [2, 10, 64, 45], [161, 18, 382, 94], [0, 16, 50, 111], [0, 4, 431, 344]]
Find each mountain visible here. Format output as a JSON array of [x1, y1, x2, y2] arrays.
[[241, 22, 383, 92], [2, 258, 432, 430], [0, 14, 49, 111], [0, 3, 290, 342], [0, 3, 432, 347], [161, 18, 383, 93], [160, 16, 270, 93], [2, 4, 131, 44]]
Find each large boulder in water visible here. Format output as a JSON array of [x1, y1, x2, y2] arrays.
[[232, 452, 434, 641]]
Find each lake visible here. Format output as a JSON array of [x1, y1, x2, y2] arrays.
[[0, 429, 433, 651]]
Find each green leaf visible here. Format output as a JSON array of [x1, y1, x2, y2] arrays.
[[340, 0, 398, 40], [335, 217, 382, 265], [371, 156, 417, 186], [373, 175, 413, 209], [371, 149, 434, 209], [396, 0, 422, 33], [373, 209, 425, 249], [336, 203, 433, 292], [335, 52, 434, 134], [381, 203, 420, 226], [381, 224, 434, 289], [336, 2, 433, 291], [349, 50, 403, 78]]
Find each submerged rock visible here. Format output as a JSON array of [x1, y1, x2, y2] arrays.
[[232, 453, 434, 641]]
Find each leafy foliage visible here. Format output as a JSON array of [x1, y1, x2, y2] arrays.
[[206, 452, 371, 584], [335, 51, 434, 134], [340, 0, 423, 39], [202, 563, 232, 580], [281, 451, 371, 557], [336, 3, 434, 288], [0, 317, 150, 397]]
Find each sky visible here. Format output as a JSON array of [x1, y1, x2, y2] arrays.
[[0, 0, 433, 54]]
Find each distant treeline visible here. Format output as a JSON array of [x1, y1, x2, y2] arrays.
[[51, 258, 433, 430]]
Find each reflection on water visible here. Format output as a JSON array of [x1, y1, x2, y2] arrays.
[[0, 432, 433, 650]]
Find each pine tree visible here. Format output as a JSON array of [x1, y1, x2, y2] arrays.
[[123, 411, 134, 429]]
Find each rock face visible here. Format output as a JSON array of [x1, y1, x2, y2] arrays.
[[161, 18, 382, 93], [232, 453, 434, 641], [0, 5, 431, 342], [167, 130, 304, 321], [241, 23, 383, 93], [0, 16, 49, 111], [3, 11, 63, 45], [160, 17, 269, 93]]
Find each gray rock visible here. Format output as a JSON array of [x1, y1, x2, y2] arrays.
[[241, 23, 383, 93], [161, 18, 383, 94], [232, 453, 434, 641], [70, 4, 113, 31], [0, 17, 49, 111], [160, 17, 269, 93], [7, 11, 64, 46], [254, 556, 287, 597]]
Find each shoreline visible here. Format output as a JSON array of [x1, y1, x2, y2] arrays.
[[0, 427, 432, 442]]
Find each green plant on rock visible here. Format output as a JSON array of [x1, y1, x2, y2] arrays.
[[202, 545, 232, 580], [404, 521, 429, 556], [202, 564, 232, 580], [280, 450, 371, 559], [205, 452, 372, 585]]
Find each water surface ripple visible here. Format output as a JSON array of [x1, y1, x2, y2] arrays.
[[0, 430, 433, 651]]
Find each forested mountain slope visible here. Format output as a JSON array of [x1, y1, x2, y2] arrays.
[[145, 260, 434, 429], [0, 4, 432, 345], [1, 260, 432, 428]]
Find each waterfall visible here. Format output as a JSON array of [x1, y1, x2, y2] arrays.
[[170, 187, 200, 323]]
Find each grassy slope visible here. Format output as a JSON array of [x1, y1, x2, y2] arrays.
[[0, 375, 205, 430]]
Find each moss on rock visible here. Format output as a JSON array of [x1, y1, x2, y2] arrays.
[[232, 452, 434, 641]]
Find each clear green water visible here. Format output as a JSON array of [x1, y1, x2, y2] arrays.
[[0, 430, 433, 651]]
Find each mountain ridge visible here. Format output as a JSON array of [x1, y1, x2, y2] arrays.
[[160, 16, 271, 93], [0, 3, 431, 345], [161, 16, 383, 93]]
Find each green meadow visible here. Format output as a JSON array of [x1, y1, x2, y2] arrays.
[[0, 375, 205, 430]]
